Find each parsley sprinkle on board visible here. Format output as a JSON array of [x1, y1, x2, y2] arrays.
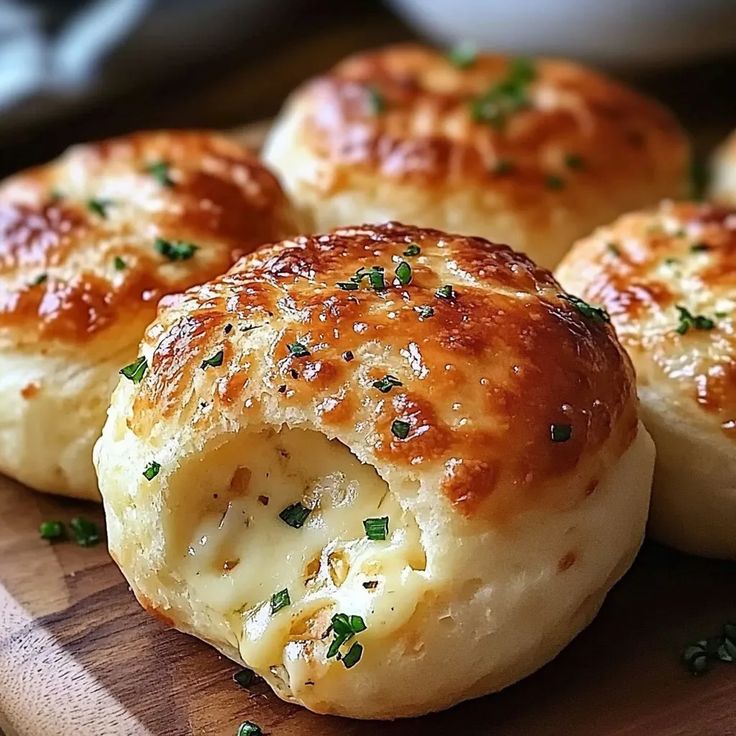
[[70, 517, 101, 547], [146, 160, 174, 187], [682, 623, 736, 675], [236, 722, 262, 736], [560, 294, 610, 323], [675, 305, 715, 335], [232, 669, 258, 688], [270, 588, 291, 615], [363, 516, 389, 540], [391, 419, 410, 440], [200, 349, 224, 369], [470, 57, 535, 129], [143, 461, 161, 481], [279, 502, 311, 528], [120, 355, 148, 384], [372, 375, 402, 393], [154, 237, 198, 261], [39, 520, 65, 541]]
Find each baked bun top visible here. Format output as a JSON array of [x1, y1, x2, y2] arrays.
[[275, 43, 686, 209], [0, 130, 299, 350], [556, 201, 736, 436], [132, 222, 637, 521]]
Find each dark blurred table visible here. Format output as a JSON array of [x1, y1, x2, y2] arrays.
[[2, 0, 736, 177]]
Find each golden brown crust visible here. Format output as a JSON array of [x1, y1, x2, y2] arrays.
[[289, 44, 686, 197], [556, 201, 736, 437], [132, 222, 637, 519], [0, 130, 299, 346]]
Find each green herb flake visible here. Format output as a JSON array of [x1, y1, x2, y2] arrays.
[[363, 516, 389, 541], [31, 273, 48, 286], [351, 266, 386, 291], [270, 588, 291, 615], [87, 198, 112, 219], [341, 641, 364, 669], [447, 42, 477, 69], [470, 57, 536, 129], [416, 305, 435, 320], [391, 419, 410, 440], [113, 256, 127, 271], [366, 86, 386, 115], [279, 502, 311, 529], [39, 520, 65, 541], [120, 355, 148, 384], [675, 305, 715, 335], [143, 461, 161, 481], [154, 237, 198, 261], [607, 243, 621, 257], [394, 261, 412, 286], [564, 153, 585, 170], [403, 243, 421, 257], [492, 159, 514, 176], [545, 174, 565, 190], [336, 281, 359, 291], [436, 284, 455, 300], [146, 160, 174, 187], [201, 349, 224, 369], [560, 294, 610, 323], [372, 375, 402, 393], [236, 721, 262, 736], [287, 341, 310, 358], [550, 423, 572, 443], [683, 641, 710, 675], [690, 242, 710, 253], [232, 669, 258, 688], [326, 613, 367, 664], [70, 516, 101, 547]]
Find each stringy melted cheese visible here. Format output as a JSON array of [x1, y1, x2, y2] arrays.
[[168, 428, 427, 670]]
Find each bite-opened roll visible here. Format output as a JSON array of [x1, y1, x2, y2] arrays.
[[263, 43, 688, 269], [556, 201, 736, 559], [0, 130, 301, 500], [95, 222, 654, 719]]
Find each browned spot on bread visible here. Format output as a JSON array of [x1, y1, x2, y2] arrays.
[[558, 550, 577, 572], [137, 592, 176, 628], [20, 381, 40, 399]]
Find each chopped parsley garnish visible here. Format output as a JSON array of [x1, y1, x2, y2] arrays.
[[70, 516, 101, 547], [690, 242, 710, 253], [50, 189, 64, 202], [560, 294, 610, 323], [492, 159, 514, 175], [550, 423, 572, 443], [675, 305, 715, 335], [403, 243, 421, 257], [154, 237, 198, 261], [372, 375, 402, 393], [416, 305, 435, 320], [146, 160, 174, 187], [143, 461, 161, 481], [391, 419, 410, 440], [326, 613, 367, 666], [564, 153, 585, 170], [232, 669, 258, 688], [87, 198, 112, 218], [31, 273, 48, 286], [120, 355, 148, 384], [343, 350, 354, 362], [342, 642, 364, 669], [470, 57, 535, 129], [363, 516, 389, 541], [447, 42, 477, 69], [607, 243, 621, 257], [113, 256, 126, 271], [366, 86, 386, 115], [683, 623, 736, 675], [236, 721, 262, 736], [545, 174, 565, 190], [270, 588, 291, 614], [436, 284, 455, 300], [394, 261, 412, 286], [336, 281, 359, 290], [39, 520, 65, 541], [287, 341, 310, 358], [279, 502, 311, 528], [200, 349, 224, 369]]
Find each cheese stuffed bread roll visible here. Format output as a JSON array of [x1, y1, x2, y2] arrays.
[[557, 201, 736, 559], [95, 223, 654, 719], [0, 130, 301, 500], [263, 44, 688, 269]]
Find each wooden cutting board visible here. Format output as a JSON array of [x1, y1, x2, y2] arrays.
[[1, 122, 735, 736]]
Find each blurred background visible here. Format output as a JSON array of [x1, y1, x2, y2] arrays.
[[2, 0, 736, 177]]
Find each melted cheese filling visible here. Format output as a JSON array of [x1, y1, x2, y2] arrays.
[[167, 428, 427, 670]]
